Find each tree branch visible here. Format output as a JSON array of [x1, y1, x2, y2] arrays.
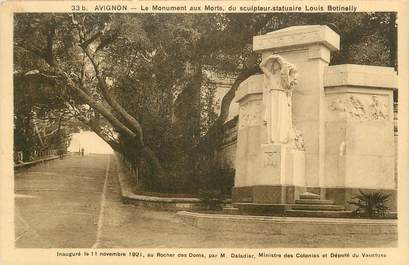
[[81, 32, 102, 49], [81, 46, 145, 146], [44, 128, 59, 137], [15, 44, 48, 63], [54, 66, 137, 139], [76, 114, 122, 152], [45, 23, 56, 66], [217, 62, 259, 124]]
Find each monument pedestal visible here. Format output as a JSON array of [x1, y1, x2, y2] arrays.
[[260, 144, 305, 187], [233, 143, 306, 204]]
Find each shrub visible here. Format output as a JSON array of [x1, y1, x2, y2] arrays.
[[198, 189, 223, 210], [348, 190, 391, 218], [195, 163, 235, 210]]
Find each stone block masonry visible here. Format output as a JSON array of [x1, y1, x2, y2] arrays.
[[177, 211, 397, 237]]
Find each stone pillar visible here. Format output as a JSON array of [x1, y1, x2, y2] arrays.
[[233, 25, 340, 204], [253, 25, 340, 193], [323, 64, 398, 210]]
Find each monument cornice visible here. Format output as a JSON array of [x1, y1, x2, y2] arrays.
[[324, 64, 398, 90], [235, 74, 264, 103], [253, 25, 340, 53]]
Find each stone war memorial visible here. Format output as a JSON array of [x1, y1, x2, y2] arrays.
[[221, 25, 398, 217]]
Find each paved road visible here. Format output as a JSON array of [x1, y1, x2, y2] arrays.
[[15, 154, 110, 248], [15, 154, 397, 248]]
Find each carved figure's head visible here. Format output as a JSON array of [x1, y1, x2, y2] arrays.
[[260, 54, 298, 90], [272, 60, 281, 73]]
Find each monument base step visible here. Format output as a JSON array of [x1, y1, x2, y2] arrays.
[[299, 192, 321, 200], [232, 201, 349, 217], [294, 199, 334, 205], [222, 207, 240, 215], [233, 203, 288, 216], [289, 204, 345, 211], [285, 210, 352, 218]]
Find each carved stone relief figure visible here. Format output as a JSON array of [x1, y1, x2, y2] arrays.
[[369, 95, 388, 120], [260, 54, 298, 144], [291, 129, 306, 151], [238, 102, 262, 130], [328, 95, 389, 121]]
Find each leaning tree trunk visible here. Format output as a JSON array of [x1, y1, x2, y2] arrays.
[[81, 47, 166, 181], [58, 65, 164, 175]]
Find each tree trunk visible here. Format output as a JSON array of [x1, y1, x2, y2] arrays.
[[55, 67, 164, 178], [83, 48, 145, 143]]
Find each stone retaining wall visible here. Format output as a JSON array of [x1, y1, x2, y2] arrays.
[[115, 154, 203, 211], [14, 155, 64, 169], [177, 211, 397, 236]]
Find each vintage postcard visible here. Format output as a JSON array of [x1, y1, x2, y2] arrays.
[[0, 0, 408, 264]]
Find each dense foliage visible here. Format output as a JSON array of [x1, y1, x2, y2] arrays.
[[14, 72, 80, 161]]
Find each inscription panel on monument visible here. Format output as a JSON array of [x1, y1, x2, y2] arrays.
[[261, 31, 320, 48], [258, 144, 282, 184], [261, 144, 282, 168], [264, 151, 280, 167], [255, 30, 322, 51]]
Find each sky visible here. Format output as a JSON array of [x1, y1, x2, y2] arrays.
[[68, 131, 113, 154]]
